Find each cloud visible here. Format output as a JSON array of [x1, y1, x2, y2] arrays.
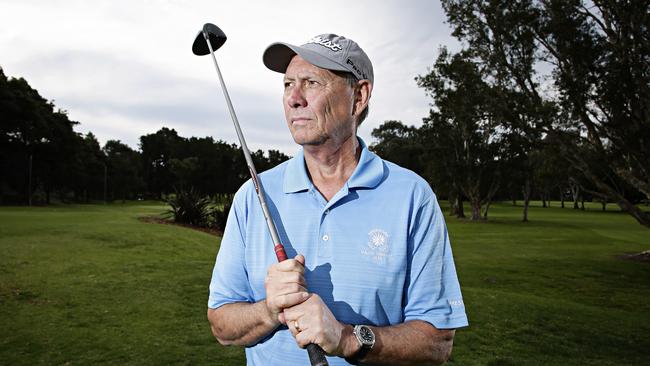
[[0, 0, 460, 154], [10, 48, 293, 151]]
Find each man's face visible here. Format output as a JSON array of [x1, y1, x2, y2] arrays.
[[283, 55, 356, 147]]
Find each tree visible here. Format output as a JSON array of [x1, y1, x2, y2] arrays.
[[536, 0, 650, 226], [0, 68, 80, 204], [416, 49, 502, 220], [441, 0, 553, 222], [71, 132, 106, 202], [139, 127, 184, 198], [534, 133, 571, 208], [103, 140, 144, 202], [370, 120, 425, 176], [442, 0, 650, 227]]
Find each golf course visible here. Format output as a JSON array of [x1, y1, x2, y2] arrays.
[[1, 201, 648, 365]]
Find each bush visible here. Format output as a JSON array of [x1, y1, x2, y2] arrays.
[[208, 193, 233, 231], [164, 189, 233, 231], [164, 188, 211, 227]]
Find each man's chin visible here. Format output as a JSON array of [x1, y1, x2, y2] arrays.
[[294, 139, 325, 147], [291, 134, 327, 146]]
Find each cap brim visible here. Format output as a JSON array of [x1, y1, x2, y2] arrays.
[[263, 42, 349, 74]]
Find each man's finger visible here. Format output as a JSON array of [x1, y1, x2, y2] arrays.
[[272, 257, 305, 272], [273, 291, 310, 309], [265, 271, 307, 289], [295, 254, 305, 266], [294, 327, 323, 350], [269, 283, 307, 297]]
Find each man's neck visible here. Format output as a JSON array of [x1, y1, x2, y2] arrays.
[[303, 135, 361, 201]]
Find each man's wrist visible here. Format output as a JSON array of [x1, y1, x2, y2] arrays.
[[259, 299, 281, 328], [340, 324, 361, 358], [344, 325, 376, 365]]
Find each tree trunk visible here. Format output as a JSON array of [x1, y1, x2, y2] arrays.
[[27, 154, 33, 206], [483, 200, 492, 220], [570, 182, 580, 209], [522, 179, 531, 222], [456, 196, 466, 219], [617, 199, 650, 228], [560, 186, 565, 208], [449, 190, 459, 217], [523, 198, 530, 222], [567, 152, 650, 228], [581, 197, 585, 211], [480, 177, 500, 221], [470, 198, 481, 221]]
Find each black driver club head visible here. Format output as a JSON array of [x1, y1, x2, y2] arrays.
[[192, 23, 227, 55]]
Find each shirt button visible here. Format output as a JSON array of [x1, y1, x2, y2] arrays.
[[322, 234, 329, 241]]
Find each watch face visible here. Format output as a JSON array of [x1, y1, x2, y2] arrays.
[[358, 326, 374, 345]]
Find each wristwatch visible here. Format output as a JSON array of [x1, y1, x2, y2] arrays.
[[344, 324, 375, 365]]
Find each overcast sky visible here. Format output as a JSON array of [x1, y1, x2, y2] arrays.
[[0, 0, 459, 155]]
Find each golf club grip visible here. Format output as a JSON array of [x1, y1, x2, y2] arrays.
[[274, 244, 288, 262], [307, 343, 328, 366], [273, 246, 327, 365]]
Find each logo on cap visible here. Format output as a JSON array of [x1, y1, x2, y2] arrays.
[[346, 58, 367, 79], [307, 36, 343, 52]]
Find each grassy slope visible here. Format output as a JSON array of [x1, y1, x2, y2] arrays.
[[0, 202, 242, 365], [448, 202, 650, 366], [0, 202, 648, 365]]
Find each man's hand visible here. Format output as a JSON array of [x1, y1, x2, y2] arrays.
[[283, 293, 357, 357], [264, 254, 310, 325]]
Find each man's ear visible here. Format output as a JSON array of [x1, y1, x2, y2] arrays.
[[353, 80, 372, 116]]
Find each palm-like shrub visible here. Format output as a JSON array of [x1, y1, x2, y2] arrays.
[[164, 188, 212, 227]]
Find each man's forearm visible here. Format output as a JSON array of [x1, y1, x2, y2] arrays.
[[355, 320, 455, 366], [207, 300, 279, 346]]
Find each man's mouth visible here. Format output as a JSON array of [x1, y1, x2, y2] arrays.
[[291, 117, 311, 126]]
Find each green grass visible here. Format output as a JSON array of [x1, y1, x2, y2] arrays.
[[0, 201, 648, 365], [447, 201, 650, 366], [0, 202, 242, 365]]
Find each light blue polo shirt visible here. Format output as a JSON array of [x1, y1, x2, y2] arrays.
[[208, 138, 467, 366]]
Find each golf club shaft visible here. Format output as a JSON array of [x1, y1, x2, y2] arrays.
[[203, 31, 328, 366], [204, 33, 287, 262]]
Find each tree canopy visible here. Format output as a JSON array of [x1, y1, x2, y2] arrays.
[[371, 0, 649, 227], [0, 67, 289, 204]]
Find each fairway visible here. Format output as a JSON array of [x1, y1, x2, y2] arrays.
[[1, 202, 649, 365]]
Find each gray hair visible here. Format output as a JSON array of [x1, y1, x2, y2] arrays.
[[339, 72, 370, 126]]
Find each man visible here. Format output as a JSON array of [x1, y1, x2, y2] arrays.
[[207, 33, 468, 365]]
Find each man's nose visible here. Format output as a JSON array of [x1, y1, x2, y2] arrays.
[[286, 86, 307, 108]]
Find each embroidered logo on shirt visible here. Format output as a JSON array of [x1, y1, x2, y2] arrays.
[[362, 229, 389, 264]]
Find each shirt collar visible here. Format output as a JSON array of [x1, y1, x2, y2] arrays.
[[282, 137, 385, 194], [283, 148, 311, 193]]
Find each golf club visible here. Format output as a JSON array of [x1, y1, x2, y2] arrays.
[[193, 23, 329, 366]]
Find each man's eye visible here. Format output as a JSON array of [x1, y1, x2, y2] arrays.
[[284, 81, 293, 88], [307, 80, 319, 86]]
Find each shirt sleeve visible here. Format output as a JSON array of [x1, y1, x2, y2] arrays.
[[208, 188, 254, 309], [403, 193, 468, 329]]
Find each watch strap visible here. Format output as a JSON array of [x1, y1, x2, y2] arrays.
[[344, 325, 373, 365], [344, 345, 371, 365]]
